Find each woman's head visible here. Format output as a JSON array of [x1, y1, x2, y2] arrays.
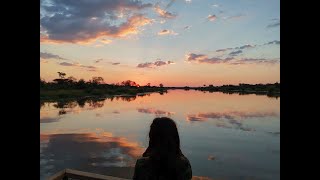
[[143, 117, 182, 158]]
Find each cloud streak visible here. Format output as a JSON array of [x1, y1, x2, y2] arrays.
[[186, 53, 279, 65], [186, 53, 234, 64], [267, 19, 280, 28], [59, 62, 97, 71], [95, 59, 103, 63], [154, 5, 177, 19], [207, 15, 217, 22], [265, 40, 280, 45], [183, 26, 191, 30], [237, 44, 255, 49], [137, 60, 175, 68], [40, 52, 66, 60], [215, 41, 278, 54], [223, 14, 246, 21], [229, 50, 243, 56], [157, 29, 178, 35], [216, 48, 233, 52]]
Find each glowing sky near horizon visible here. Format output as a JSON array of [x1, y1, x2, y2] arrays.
[[40, 0, 280, 86]]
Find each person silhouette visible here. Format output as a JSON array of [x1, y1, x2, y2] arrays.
[[133, 117, 192, 180]]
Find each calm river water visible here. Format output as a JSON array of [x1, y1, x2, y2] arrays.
[[40, 90, 280, 180]]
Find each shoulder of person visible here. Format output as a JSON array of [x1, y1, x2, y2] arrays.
[[178, 155, 191, 163], [135, 157, 151, 167], [176, 155, 192, 168]]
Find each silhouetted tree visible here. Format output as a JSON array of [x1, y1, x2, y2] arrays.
[[159, 83, 164, 88], [67, 76, 77, 83], [57, 72, 66, 79], [121, 80, 138, 86], [40, 77, 46, 87], [92, 77, 104, 84]]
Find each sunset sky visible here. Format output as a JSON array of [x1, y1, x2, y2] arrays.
[[40, 0, 280, 87]]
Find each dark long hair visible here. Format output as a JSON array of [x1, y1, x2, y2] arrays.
[[143, 117, 184, 178]]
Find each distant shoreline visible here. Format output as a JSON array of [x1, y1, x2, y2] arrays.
[[41, 76, 279, 100], [40, 87, 280, 102]]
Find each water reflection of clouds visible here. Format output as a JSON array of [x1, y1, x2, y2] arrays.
[[113, 110, 120, 114], [267, 131, 280, 136], [40, 131, 144, 179], [137, 108, 175, 116], [40, 117, 61, 123], [40, 111, 62, 123], [186, 111, 278, 132]]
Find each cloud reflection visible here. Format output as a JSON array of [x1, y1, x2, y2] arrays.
[[186, 111, 278, 131], [137, 108, 175, 116], [40, 111, 61, 123], [40, 131, 144, 178]]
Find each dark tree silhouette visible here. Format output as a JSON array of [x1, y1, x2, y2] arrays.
[[92, 77, 104, 84], [57, 72, 66, 79], [67, 76, 77, 83], [121, 80, 138, 86]]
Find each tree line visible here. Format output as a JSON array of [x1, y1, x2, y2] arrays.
[[40, 72, 164, 89]]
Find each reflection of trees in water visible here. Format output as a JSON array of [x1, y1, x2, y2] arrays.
[[221, 91, 280, 99], [159, 91, 168, 95], [115, 96, 136, 102], [53, 101, 78, 109], [108, 95, 139, 102], [41, 94, 147, 115], [76, 98, 86, 108], [41, 92, 160, 117], [40, 101, 45, 109], [137, 93, 149, 97], [267, 94, 280, 99], [58, 109, 66, 115], [87, 99, 105, 108]]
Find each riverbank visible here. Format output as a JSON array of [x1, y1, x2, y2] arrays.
[[40, 83, 280, 101], [167, 83, 280, 98], [40, 87, 167, 101]]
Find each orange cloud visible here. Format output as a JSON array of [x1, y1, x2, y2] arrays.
[[41, 14, 152, 44], [100, 39, 113, 44], [154, 5, 177, 19]]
